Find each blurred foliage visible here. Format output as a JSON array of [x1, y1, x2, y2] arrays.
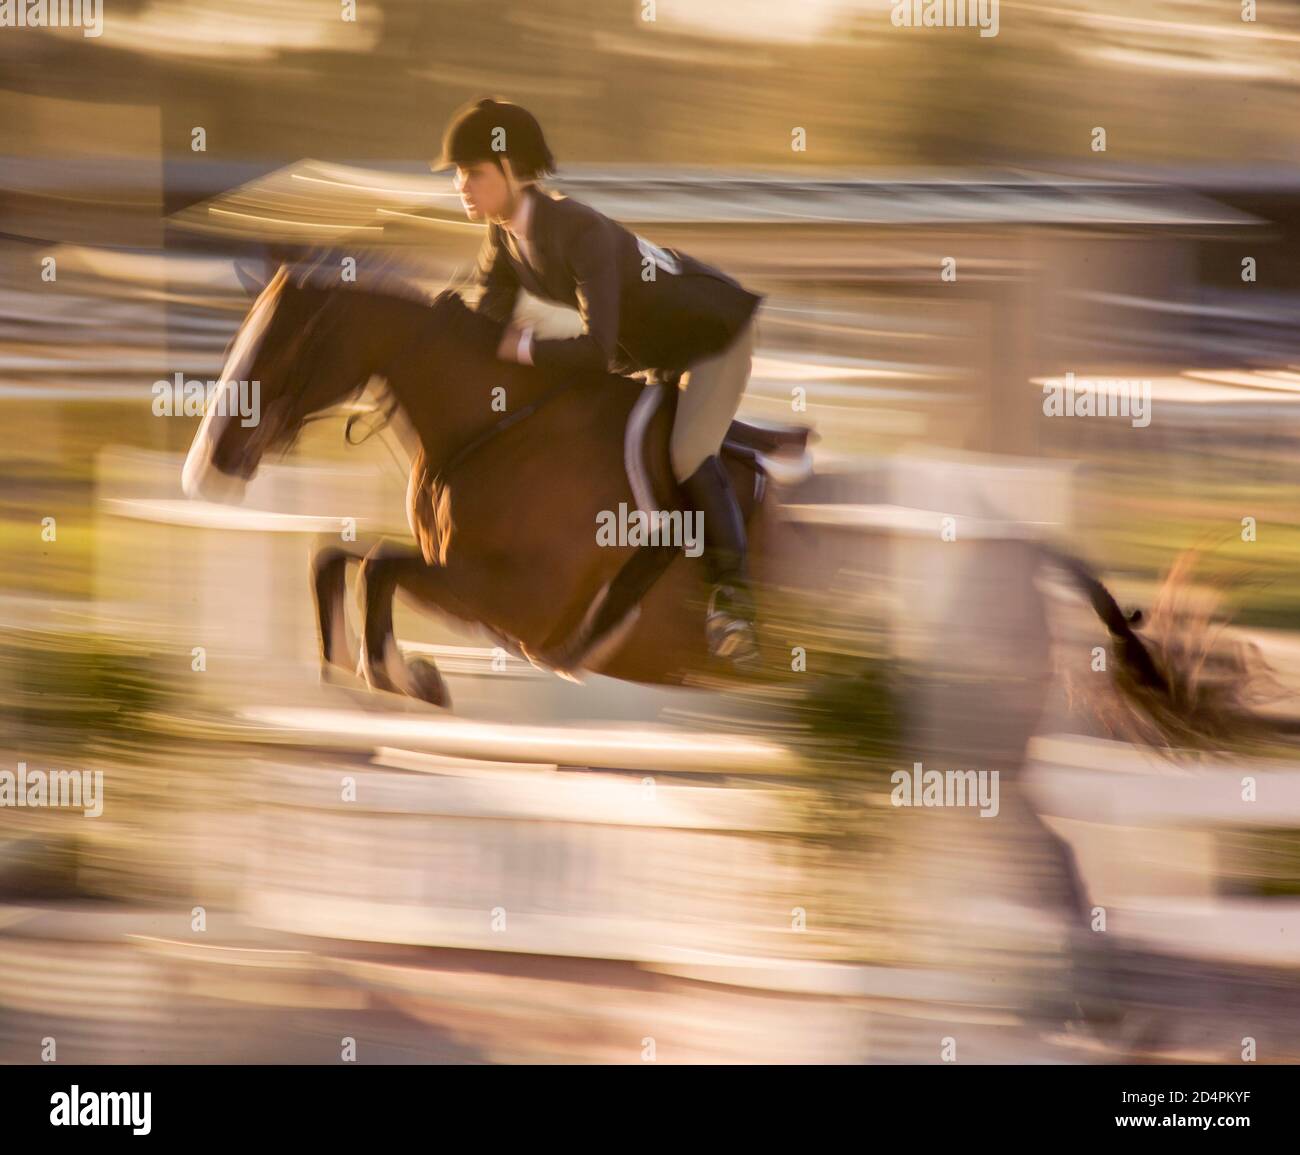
[[718, 581, 906, 769], [1060, 438, 1300, 630], [702, 582, 910, 865], [0, 627, 235, 905], [1217, 828, 1300, 899], [0, 628, 181, 759], [0, 400, 190, 598]]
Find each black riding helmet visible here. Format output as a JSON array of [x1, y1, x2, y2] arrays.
[[434, 97, 556, 181]]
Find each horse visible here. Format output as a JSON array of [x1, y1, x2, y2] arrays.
[[184, 261, 853, 699], [181, 258, 1280, 1029]]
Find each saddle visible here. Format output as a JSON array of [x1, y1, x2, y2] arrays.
[[721, 416, 817, 491], [543, 379, 815, 673], [648, 369, 813, 486]]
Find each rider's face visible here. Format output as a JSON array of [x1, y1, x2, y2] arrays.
[[454, 161, 512, 223]]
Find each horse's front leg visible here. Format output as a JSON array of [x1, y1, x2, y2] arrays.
[[356, 539, 468, 708], [311, 537, 366, 681]]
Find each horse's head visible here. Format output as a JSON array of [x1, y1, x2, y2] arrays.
[[181, 264, 386, 503]]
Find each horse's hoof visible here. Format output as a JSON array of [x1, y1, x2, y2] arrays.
[[358, 665, 396, 695], [320, 662, 358, 687], [407, 656, 451, 708]]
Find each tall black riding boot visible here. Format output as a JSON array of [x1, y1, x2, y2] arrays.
[[680, 455, 760, 666]]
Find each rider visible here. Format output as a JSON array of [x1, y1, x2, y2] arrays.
[[434, 96, 764, 665]]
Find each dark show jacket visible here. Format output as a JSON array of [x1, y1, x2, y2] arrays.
[[473, 185, 763, 377]]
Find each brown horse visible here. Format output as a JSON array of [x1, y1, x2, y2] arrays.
[[183, 263, 833, 702]]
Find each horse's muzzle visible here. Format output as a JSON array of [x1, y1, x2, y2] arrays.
[[182, 441, 248, 504]]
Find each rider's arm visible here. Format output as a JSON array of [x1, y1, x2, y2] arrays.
[[528, 219, 621, 377], [473, 224, 520, 325]]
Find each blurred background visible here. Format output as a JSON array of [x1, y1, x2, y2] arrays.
[[2, 0, 1300, 1063]]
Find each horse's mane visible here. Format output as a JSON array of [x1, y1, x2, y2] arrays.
[[289, 248, 438, 304], [428, 285, 503, 353], [286, 248, 502, 357]]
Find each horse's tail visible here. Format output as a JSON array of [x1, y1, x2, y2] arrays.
[[1039, 543, 1289, 755]]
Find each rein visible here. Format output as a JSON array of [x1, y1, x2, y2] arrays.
[[427, 373, 585, 489], [279, 285, 587, 495]]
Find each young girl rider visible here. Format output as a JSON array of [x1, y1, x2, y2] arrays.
[[436, 97, 764, 665]]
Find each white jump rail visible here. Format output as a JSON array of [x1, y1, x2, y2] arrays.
[[239, 706, 791, 775]]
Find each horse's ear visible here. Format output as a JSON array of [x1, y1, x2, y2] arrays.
[[233, 259, 270, 298]]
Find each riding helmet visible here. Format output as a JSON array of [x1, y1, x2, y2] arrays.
[[434, 97, 556, 180]]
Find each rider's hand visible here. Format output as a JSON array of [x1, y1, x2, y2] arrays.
[[496, 323, 526, 362]]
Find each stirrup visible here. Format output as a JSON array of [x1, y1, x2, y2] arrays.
[[705, 584, 760, 667]]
